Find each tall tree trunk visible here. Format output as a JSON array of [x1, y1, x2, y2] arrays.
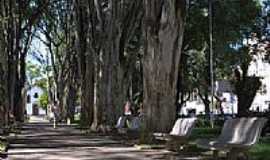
[[143, 0, 187, 133], [8, 58, 17, 121], [102, 33, 122, 127], [235, 77, 261, 116], [1, 0, 46, 125], [56, 77, 66, 120], [99, 0, 143, 128], [199, 92, 210, 118], [14, 53, 27, 122], [66, 83, 76, 122], [66, 44, 79, 123], [91, 57, 103, 131], [80, 53, 94, 126], [233, 64, 262, 117], [74, 0, 94, 127], [74, 0, 143, 131], [0, 6, 9, 125]]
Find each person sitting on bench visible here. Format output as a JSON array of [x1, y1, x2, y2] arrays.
[[116, 101, 134, 129]]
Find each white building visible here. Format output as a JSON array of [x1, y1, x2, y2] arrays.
[[180, 82, 238, 116], [248, 53, 270, 112], [26, 86, 46, 116], [181, 52, 270, 115]]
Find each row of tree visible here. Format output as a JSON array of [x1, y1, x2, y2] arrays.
[[1, 0, 269, 134], [0, 0, 49, 126]]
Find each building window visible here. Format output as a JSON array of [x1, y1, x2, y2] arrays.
[[34, 93, 39, 98], [190, 89, 199, 101], [27, 95, 31, 103], [259, 84, 267, 95]]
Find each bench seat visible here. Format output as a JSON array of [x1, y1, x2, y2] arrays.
[[196, 117, 267, 160], [154, 117, 197, 151]]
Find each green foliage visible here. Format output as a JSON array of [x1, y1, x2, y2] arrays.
[[0, 141, 7, 152], [181, 0, 262, 98], [38, 92, 48, 109], [26, 61, 42, 86], [251, 137, 270, 160], [34, 78, 48, 91], [0, 137, 7, 153]]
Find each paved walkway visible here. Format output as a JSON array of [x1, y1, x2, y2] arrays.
[[6, 118, 204, 160]]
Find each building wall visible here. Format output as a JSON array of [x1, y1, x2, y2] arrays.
[[249, 58, 270, 112], [181, 92, 238, 116], [26, 86, 46, 115], [181, 56, 270, 116]]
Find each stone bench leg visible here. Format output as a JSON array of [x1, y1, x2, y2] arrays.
[[166, 140, 184, 152], [213, 150, 219, 160], [227, 148, 249, 160], [241, 150, 250, 160], [166, 140, 178, 151], [227, 150, 238, 160]]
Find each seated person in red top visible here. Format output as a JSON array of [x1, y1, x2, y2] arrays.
[[124, 101, 132, 116], [116, 101, 142, 131], [116, 101, 134, 129]]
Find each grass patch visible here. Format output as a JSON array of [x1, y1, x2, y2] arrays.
[[190, 127, 221, 140], [250, 137, 270, 160], [0, 140, 7, 153], [189, 128, 270, 160]]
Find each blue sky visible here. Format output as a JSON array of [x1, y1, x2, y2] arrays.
[[27, 32, 47, 66]]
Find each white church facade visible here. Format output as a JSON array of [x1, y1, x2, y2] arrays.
[[26, 86, 46, 116]]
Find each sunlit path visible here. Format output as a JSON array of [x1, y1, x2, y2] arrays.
[[6, 121, 203, 160], [1, 1, 269, 160], [28, 116, 50, 123]]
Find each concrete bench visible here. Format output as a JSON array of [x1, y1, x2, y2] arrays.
[[196, 117, 268, 160], [154, 117, 197, 151], [0, 130, 8, 157], [116, 116, 142, 134]]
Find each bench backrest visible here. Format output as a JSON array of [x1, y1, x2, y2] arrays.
[[116, 116, 127, 129], [218, 117, 267, 146], [170, 117, 197, 137], [129, 117, 141, 130]]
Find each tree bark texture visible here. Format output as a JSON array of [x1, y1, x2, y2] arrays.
[[143, 0, 187, 132], [1, 0, 48, 124], [74, 0, 143, 130], [235, 77, 261, 116], [98, 0, 143, 127], [75, 0, 94, 127], [0, 1, 9, 125]]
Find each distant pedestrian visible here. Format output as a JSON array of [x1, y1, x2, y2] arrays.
[[52, 101, 59, 128]]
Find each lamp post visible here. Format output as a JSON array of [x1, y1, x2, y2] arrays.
[[209, 0, 215, 128]]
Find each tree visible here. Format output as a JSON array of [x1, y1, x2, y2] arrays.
[[26, 62, 42, 87], [39, 92, 49, 110], [233, 39, 263, 116], [73, 0, 95, 127], [179, 0, 262, 117], [36, 0, 77, 120], [0, 0, 49, 123], [0, 1, 9, 125], [74, 0, 143, 130], [143, 0, 188, 133]]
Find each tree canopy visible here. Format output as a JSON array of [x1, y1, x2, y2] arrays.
[[0, 0, 269, 133]]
